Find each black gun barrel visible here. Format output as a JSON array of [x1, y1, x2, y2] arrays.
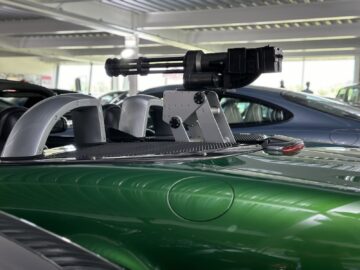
[[105, 46, 283, 90], [105, 56, 185, 77]]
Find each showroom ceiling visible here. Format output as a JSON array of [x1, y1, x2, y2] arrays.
[[104, 0, 324, 12], [0, 4, 40, 19], [0, 0, 359, 62]]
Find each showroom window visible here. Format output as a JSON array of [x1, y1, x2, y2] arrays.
[[89, 65, 113, 97], [57, 64, 91, 93], [346, 86, 360, 105], [336, 87, 347, 101], [253, 60, 303, 90], [221, 97, 290, 125], [57, 64, 114, 97], [303, 57, 355, 97], [253, 57, 355, 97], [138, 73, 183, 91]]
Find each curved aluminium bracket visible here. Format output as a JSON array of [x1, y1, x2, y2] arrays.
[[1, 94, 106, 159], [119, 94, 163, 137]]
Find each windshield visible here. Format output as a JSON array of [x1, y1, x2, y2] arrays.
[[0, 99, 12, 111], [0, 91, 47, 108], [282, 91, 360, 121], [342, 85, 360, 105]]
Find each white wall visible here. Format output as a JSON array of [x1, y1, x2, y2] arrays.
[[0, 57, 57, 87]]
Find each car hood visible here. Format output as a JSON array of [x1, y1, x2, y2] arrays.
[[162, 146, 360, 193]]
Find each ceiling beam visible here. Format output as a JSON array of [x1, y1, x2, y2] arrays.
[[0, 50, 31, 57], [0, 48, 355, 60], [0, 18, 90, 35], [285, 49, 360, 58], [139, 46, 185, 56], [65, 47, 122, 56], [6, 35, 125, 49], [2, 35, 161, 49], [9, 31, 358, 54], [5, 37, 358, 59], [63, 46, 186, 56], [0, 39, 101, 63], [139, 0, 360, 30], [47, 37, 360, 56], [189, 22, 360, 44], [0, 0, 214, 51], [226, 38, 360, 51]]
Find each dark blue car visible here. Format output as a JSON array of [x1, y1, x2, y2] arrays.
[[142, 85, 360, 148]]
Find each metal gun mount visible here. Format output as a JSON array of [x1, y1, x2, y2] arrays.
[[105, 46, 283, 143]]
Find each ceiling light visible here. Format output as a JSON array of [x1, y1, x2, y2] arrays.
[[121, 48, 136, 59]]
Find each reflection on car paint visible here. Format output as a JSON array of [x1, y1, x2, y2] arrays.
[[0, 150, 360, 269]]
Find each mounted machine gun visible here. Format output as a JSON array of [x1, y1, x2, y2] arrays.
[[105, 46, 283, 143]]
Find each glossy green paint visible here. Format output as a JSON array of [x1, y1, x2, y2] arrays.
[[168, 177, 235, 221], [0, 149, 359, 270]]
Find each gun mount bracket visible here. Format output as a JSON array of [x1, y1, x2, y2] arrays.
[[163, 90, 235, 143]]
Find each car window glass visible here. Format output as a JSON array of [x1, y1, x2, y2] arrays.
[[100, 94, 114, 104], [282, 91, 360, 121], [0, 99, 11, 111], [347, 87, 360, 104], [220, 97, 287, 125], [337, 88, 347, 100], [0, 97, 28, 107]]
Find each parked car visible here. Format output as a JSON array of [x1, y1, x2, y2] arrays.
[[0, 98, 12, 111], [0, 79, 75, 109], [336, 83, 360, 107], [99, 90, 128, 105], [0, 80, 79, 149], [0, 89, 359, 270], [142, 84, 360, 147]]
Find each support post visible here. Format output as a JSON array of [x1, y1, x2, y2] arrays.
[[124, 35, 139, 96], [88, 63, 93, 95], [354, 55, 360, 84], [54, 63, 60, 89], [111, 77, 119, 91]]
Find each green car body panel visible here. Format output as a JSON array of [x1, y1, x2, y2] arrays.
[[0, 148, 359, 270]]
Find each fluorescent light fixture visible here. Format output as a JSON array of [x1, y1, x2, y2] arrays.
[[284, 47, 357, 53], [121, 48, 136, 58], [139, 16, 360, 30], [199, 36, 357, 45]]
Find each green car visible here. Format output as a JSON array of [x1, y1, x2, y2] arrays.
[[0, 48, 359, 270], [0, 138, 359, 270], [0, 99, 359, 270]]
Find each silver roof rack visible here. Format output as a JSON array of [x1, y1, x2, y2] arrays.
[[118, 94, 164, 138], [1, 94, 106, 159]]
